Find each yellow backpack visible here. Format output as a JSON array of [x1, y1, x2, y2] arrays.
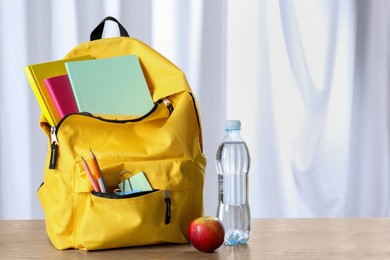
[[37, 17, 206, 250]]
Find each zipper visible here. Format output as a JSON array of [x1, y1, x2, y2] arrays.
[[91, 189, 156, 199], [49, 126, 59, 169], [54, 101, 160, 132], [163, 98, 174, 115], [164, 190, 171, 225], [46, 100, 174, 170]]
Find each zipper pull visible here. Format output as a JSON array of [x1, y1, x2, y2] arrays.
[[164, 190, 171, 225], [49, 126, 58, 169], [163, 98, 174, 115]]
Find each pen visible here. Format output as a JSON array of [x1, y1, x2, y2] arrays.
[[81, 156, 101, 192], [90, 149, 107, 193]]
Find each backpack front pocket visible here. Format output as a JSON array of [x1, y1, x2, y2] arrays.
[[75, 189, 185, 250], [72, 158, 194, 250]]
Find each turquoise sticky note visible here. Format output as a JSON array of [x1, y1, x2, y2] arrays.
[[118, 171, 153, 192], [130, 171, 153, 191]]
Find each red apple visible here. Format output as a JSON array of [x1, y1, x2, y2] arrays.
[[187, 216, 225, 253]]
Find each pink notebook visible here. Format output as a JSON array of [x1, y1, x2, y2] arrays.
[[44, 74, 79, 119]]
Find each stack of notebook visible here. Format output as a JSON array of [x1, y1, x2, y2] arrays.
[[24, 54, 154, 126]]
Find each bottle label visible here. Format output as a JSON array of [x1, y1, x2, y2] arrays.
[[222, 173, 247, 205]]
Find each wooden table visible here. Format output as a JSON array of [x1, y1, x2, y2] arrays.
[[1, 219, 390, 259]]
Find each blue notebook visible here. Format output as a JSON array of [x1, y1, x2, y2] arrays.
[[65, 55, 154, 116]]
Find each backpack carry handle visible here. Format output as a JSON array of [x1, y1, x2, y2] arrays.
[[90, 16, 130, 41]]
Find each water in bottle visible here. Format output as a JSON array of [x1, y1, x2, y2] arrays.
[[216, 120, 251, 245]]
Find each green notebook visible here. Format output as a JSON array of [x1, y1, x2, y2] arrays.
[[65, 55, 154, 116]]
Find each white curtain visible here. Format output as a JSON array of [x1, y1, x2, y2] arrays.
[[229, 0, 390, 217], [1, 0, 389, 219]]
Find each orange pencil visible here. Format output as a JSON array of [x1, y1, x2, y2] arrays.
[[81, 156, 101, 192], [90, 149, 107, 193]]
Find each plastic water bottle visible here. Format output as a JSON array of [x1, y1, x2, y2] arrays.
[[216, 120, 251, 245]]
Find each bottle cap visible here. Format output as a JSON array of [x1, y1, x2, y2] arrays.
[[225, 120, 241, 130]]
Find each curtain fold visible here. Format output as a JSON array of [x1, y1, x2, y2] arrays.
[[346, 0, 390, 216], [281, 0, 348, 217]]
